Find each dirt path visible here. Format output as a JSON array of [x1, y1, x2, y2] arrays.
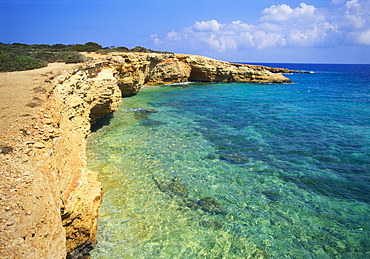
[[0, 63, 79, 142], [0, 63, 79, 258]]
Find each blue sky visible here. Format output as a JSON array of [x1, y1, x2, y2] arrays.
[[1, 0, 369, 63]]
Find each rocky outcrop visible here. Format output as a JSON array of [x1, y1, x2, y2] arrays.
[[46, 62, 121, 258], [4, 60, 123, 258], [185, 55, 292, 84], [1, 52, 297, 258], [111, 52, 293, 97], [43, 61, 122, 258]]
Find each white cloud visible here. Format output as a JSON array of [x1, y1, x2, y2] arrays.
[[340, 0, 369, 29], [261, 3, 325, 23], [193, 20, 222, 32], [152, 1, 370, 52], [353, 29, 370, 44]]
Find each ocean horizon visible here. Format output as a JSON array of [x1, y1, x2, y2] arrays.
[[87, 63, 370, 258]]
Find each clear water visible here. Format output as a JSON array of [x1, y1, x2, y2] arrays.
[[87, 64, 370, 258]]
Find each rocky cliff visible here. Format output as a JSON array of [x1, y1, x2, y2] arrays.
[[112, 52, 292, 97], [1, 52, 295, 258], [48, 62, 122, 258]]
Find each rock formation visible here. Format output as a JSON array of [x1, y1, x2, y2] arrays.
[[42, 61, 122, 258], [112, 52, 293, 97], [0, 52, 297, 258]]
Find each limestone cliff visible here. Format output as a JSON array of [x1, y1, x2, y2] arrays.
[[1, 52, 296, 258], [112, 52, 292, 97], [43, 61, 122, 258], [2, 60, 122, 258]]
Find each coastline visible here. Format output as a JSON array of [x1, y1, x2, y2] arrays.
[[0, 52, 296, 258]]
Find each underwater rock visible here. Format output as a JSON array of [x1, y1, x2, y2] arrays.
[[200, 219, 225, 230], [219, 153, 248, 164], [129, 108, 163, 126], [127, 108, 157, 113], [197, 197, 227, 215], [183, 198, 202, 210], [262, 190, 283, 202], [152, 177, 227, 215], [167, 179, 189, 198], [154, 177, 189, 198], [139, 119, 167, 127], [182, 197, 227, 215]]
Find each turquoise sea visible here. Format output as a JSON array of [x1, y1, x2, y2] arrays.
[[87, 64, 370, 258]]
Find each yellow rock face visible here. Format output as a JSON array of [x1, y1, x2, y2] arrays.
[[112, 52, 291, 96]]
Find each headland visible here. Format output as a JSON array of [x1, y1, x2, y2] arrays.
[[0, 52, 298, 258]]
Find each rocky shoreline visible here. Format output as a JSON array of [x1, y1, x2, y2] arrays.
[[0, 52, 298, 258]]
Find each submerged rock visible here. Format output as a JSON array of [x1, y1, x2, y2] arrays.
[[197, 197, 227, 215], [200, 219, 225, 230], [262, 190, 283, 202], [220, 153, 248, 164], [154, 177, 189, 198], [127, 108, 157, 113], [183, 198, 202, 210], [166, 179, 189, 198], [153, 177, 227, 215], [139, 119, 167, 127], [128, 108, 163, 126]]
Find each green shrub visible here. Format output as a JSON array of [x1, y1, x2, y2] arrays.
[[0, 52, 46, 72], [96, 48, 119, 54], [114, 46, 129, 52], [51, 44, 74, 52], [63, 52, 89, 63], [31, 51, 87, 63], [71, 44, 96, 52], [84, 42, 102, 49], [32, 51, 59, 63], [71, 42, 102, 52], [0, 42, 171, 72]]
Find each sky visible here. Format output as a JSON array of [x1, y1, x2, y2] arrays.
[[1, 0, 369, 63]]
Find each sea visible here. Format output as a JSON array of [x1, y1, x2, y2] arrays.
[[87, 63, 370, 258]]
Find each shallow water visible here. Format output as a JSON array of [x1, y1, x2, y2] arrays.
[[88, 64, 370, 258]]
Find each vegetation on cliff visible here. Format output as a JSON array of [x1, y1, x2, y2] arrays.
[[0, 51, 46, 72], [0, 42, 172, 72]]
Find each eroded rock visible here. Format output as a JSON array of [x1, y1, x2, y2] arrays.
[[111, 52, 293, 97]]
